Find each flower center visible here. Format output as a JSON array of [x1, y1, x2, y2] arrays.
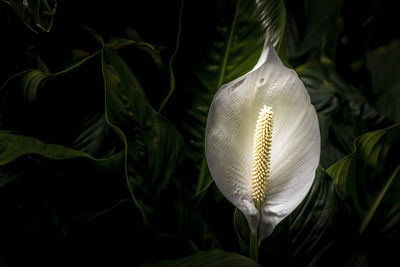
[[251, 105, 273, 205]]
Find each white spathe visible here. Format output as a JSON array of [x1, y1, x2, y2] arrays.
[[205, 41, 320, 241]]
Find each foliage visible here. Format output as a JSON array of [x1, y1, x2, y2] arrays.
[[0, 0, 399, 266]]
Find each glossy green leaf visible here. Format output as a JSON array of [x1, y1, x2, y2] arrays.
[[0, 28, 186, 264], [0, 130, 121, 190], [326, 124, 400, 235], [153, 180, 220, 250], [0, 50, 108, 157], [0, 131, 99, 165], [2, 0, 56, 33], [325, 125, 400, 266], [101, 43, 184, 217], [175, 0, 286, 197], [234, 166, 356, 265], [142, 249, 260, 267], [285, 0, 343, 60], [0, 51, 99, 103], [0, 130, 127, 227], [275, 167, 356, 265], [366, 40, 400, 123], [106, 38, 158, 59], [296, 61, 391, 168]]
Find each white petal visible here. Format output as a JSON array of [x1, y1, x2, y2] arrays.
[[205, 41, 320, 239]]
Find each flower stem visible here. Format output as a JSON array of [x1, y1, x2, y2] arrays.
[[249, 232, 259, 262], [249, 201, 261, 262]]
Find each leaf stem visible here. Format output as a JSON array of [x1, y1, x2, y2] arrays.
[[216, 0, 241, 89], [50, 51, 101, 78], [195, 156, 207, 195], [159, 0, 185, 112]]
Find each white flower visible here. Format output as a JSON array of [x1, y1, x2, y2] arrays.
[[205, 41, 320, 241]]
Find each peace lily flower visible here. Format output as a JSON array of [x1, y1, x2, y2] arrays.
[[205, 41, 320, 244]]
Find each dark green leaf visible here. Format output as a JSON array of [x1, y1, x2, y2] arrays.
[[0, 50, 111, 157], [277, 167, 356, 266], [326, 124, 400, 235], [0, 168, 19, 189], [296, 61, 391, 167], [0, 130, 99, 166], [0, 129, 122, 190], [234, 167, 356, 266], [0, 50, 99, 102], [233, 208, 250, 255], [2, 0, 56, 33], [285, 0, 343, 60], [101, 44, 184, 217], [326, 124, 400, 266], [142, 249, 260, 267], [366, 39, 400, 123], [106, 38, 162, 65], [153, 180, 220, 250]]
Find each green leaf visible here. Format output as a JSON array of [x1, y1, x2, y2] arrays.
[[106, 38, 157, 55], [0, 130, 120, 189], [1, 28, 185, 237], [285, 0, 343, 60], [326, 124, 400, 266], [233, 208, 250, 255], [101, 43, 185, 218], [20, 69, 49, 103], [366, 39, 400, 123], [2, 0, 56, 33], [153, 180, 220, 250], [296, 61, 391, 168], [174, 0, 286, 197], [0, 50, 108, 157], [0, 50, 99, 103], [0, 131, 100, 166], [0, 168, 19, 189], [234, 166, 356, 265], [0, 129, 127, 226], [278, 167, 356, 265], [326, 124, 400, 235], [142, 249, 260, 267]]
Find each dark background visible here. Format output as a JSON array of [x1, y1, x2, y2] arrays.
[[0, 0, 399, 266]]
